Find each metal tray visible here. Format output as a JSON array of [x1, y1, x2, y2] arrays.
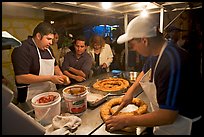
[[86, 77, 129, 107], [87, 92, 107, 107], [87, 91, 126, 108]]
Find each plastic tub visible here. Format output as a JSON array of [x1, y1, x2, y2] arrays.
[[31, 92, 61, 126], [62, 85, 88, 116], [112, 70, 122, 77]]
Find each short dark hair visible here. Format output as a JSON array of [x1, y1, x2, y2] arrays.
[[32, 22, 55, 37], [74, 35, 87, 45]]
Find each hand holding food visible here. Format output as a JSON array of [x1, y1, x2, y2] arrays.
[[51, 75, 64, 84], [100, 97, 148, 132], [61, 75, 71, 85]]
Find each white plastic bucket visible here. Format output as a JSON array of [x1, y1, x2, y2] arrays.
[[62, 85, 88, 116], [31, 92, 61, 126]]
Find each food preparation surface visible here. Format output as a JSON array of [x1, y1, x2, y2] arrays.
[[16, 72, 150, 135]]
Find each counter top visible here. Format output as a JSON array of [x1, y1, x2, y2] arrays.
[[16, 72, 150, 135]]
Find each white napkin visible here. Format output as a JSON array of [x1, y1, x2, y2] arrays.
[[136, 126, 147, 135], [45, 126, 70, 135], [45, 114, 81, 135]]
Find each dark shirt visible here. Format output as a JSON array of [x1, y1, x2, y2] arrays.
[[11, 36, 57, 84], [61, 50, 92, 83], [11, 36, 57, 102], [94, 53, 100, 67], [142, 56, 158, 82], [143, 42, 201, 119], [11, 37, 57, 83]]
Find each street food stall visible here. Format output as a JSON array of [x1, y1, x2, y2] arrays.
[[2, 2, 202, 135]]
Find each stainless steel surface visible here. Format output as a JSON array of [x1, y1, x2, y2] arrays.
[[15, 72, 150, 135], [91, 92, 150, 135], [91, 124, 135, 135], [74, 104, 104, 135]]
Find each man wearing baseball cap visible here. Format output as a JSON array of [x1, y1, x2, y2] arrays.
[[105, 15, 201, 135], [165, 26, 185, 46]]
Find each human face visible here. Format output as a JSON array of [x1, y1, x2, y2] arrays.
[[74, 40, 86, 56], [94, 43, 102, 50], [93, 36, 102, 50], [36, 33, 54, 50], [128, 38, 151, 57]]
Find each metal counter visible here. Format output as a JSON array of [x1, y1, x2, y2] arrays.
[[16, 72, 150, 135]]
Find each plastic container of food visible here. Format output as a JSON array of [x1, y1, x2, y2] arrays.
[[31, 92, 61, 126], [62, 85, 88, 116], [111, 70, 122, 77]]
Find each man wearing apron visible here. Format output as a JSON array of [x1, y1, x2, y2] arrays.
[[105, 15, 202, 135], [12, 22, 70, 102]]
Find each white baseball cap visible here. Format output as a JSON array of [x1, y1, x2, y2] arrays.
[[117, 15, 158, 44]]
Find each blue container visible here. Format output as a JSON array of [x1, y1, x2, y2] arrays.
[[111, 70, 122, 77]]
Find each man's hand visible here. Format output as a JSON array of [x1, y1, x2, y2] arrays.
[[50, 75, 64, 84], [60, 75, 71, 85], [101, 63, 107, 69], [74, 75, 86, 82]]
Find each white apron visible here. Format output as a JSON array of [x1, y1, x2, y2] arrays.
[[27, 39, 57, 101], [139, 41, 201, 135]]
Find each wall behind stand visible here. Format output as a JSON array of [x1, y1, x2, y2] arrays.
[[2, 3, 44, 95]]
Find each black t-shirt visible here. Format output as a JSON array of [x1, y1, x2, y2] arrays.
[[94, 53, 100, 67], [142, 42, 201, 119], [11, 36, 57, 86]]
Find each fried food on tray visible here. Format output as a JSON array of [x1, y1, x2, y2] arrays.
[[93, 78, 129, 92], [100, 97, 148, 132]]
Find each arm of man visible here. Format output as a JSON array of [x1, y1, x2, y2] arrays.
[[68, 67, 86, 78], [78, 54, 93, 78], [54, 65, 63, 76], [106, 108, 178, 132], [120, 71, 144, 108], [63, 70, 85, 82], [127, 71, 144, 95], [128, 109, 178, 127], [15, 74, 64, 84]]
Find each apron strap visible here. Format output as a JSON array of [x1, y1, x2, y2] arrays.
[[32, 38, 42, 59], [32, 38, 54, 59], [47, 48, 55, 59]]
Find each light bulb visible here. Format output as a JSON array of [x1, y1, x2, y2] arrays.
[[102, 2, 111, 10]]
